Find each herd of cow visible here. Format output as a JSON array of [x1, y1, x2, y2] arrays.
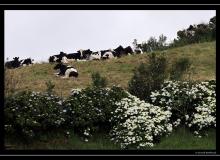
[[48, 45, 142, 63], [5, 45, 143, 78]]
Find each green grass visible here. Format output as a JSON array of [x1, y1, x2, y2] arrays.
[[151, 127, 216, 150], [5, 127, 216, 150], [5, 41, 216, 97]]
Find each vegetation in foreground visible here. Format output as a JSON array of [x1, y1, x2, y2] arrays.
[[4, 42, 216, 150], [5, 127, 216, 150]]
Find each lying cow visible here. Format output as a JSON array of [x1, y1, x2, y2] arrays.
[[20, 58, 34, 66], [5, 57, 21, 69], [49, 52, 67, 63], [89, 51, 102, 60], [54, 63, 78, 78], [124, 46, 134, 55], [102, 51, 115, 60]]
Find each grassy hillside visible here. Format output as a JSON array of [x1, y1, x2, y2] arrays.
[[5, 41, 216, 97]]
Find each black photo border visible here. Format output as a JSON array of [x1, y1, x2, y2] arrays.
[[0, 4, 219, 157]]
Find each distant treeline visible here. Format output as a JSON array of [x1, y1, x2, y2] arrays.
[[135, 16, 216, 52]]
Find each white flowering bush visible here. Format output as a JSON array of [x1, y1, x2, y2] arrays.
[[110, 94, 172, 149], [62, 86, 128, 139], [5, 91, 66, 140], [150, 80, 216, 135]]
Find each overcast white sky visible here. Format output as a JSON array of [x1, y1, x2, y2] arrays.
[[5, 10, 216, 62]]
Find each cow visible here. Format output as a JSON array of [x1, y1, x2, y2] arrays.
[[102, 51, 115, 60], [89, 51, 102, 60], [53, 63, 78, 78], [49, 51, 67, 63], [134, 47, 143, 54], [5, 57, 21, 69], [20, 58, 34, 66], [66, 52, 81, 61], [124, 46, 134, 55], [81, 49, 93, 60], [113, 45, 127, 57], [66, 49, 93, 61]]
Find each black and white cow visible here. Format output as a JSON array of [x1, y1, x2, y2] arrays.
[[5, 57, 21, 69], [134, 47, 143, 54], [113, 45, 134, 57], [124, 46, 134, 55], [20, 58, 34, 66], [113, 45, 126, 57], [66, 51, 81, 61], [101, 49, 115, 60], [49, 52, 67, 63], [54, 63, 78, 78], [89, 51, 102, 60], [81, 49, 93, 60]]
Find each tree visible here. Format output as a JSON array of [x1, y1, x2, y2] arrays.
[[128, 52, 167, 102], [209, 16, 216, 39], [158, 34, 167, 49]]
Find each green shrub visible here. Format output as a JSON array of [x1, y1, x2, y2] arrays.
[[63, 86, 128, 139], [150, 80, 216, 135], [45, 80, 55, 95], [170, 57, 192, 81], [4, 91, 65, 142], [128, 52, 168, 102], [91, 72, 107, 88]]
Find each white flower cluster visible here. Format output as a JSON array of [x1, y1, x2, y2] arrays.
[[5, 91, 66, 138], [83, 127, 91, 142], [110, 94, 172, 149], [150, 80, 216, 135], [70, 88, 82, 96]]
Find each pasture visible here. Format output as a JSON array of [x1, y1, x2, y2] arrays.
[[5, 41, 216, 98]]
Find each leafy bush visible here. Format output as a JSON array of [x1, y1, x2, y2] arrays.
[[91, 72, 107, 88], [150, 80, 216, 136], [170, 57, 192, 80], [62, 86, 128, 140], [128, 52, 167, 102], [110, 93, 172, 149], [45, 80, 55, 95], [4, 91, 65, 141]]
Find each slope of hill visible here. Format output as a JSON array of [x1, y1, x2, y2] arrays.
[[5, 41, 216, 98]]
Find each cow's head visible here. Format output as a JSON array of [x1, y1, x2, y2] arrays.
[[49, 56, 54, 63], [82, 49, 93, 59], [13, 57, 19, 61], [60, 51, 67, 57]]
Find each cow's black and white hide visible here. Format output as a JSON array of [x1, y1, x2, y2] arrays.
[[102, 51, 115, 60], [134, 47, 143, 54], [53, 63, 78, 78], [113, 45, 127, 57], [124, 46, 134, 55], [66, 52, 81, 61], [5, 57, 21, 69], [89, 51, 101, 60], [81, 49, 93, 60], [20, 58, 34, 66], [49, 52, 67, 63]]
